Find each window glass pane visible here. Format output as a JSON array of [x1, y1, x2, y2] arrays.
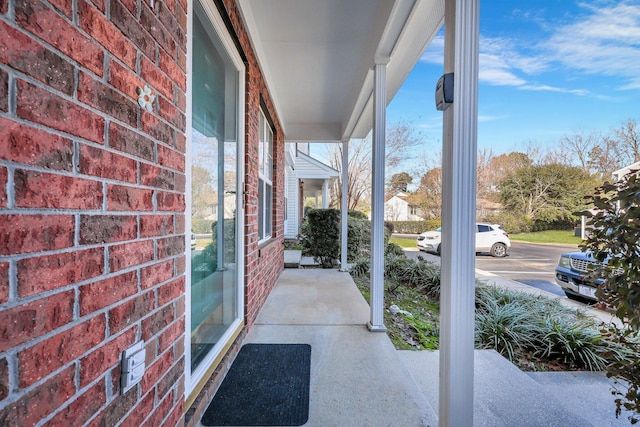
[[190, 1, 239, 374], [258, 109, 273, 242], [266, 127, 273, 180], [258, 178, 264, 239], [259, 114, 264, 176], [265, 183, 272, 236]]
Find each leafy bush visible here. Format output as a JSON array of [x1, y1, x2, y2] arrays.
[[581, 169, 640, 422], [299, 209, 341, 268]]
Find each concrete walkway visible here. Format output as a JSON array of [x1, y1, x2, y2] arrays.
[[246, 269, 438, 426], [206, 268, 633, 426]]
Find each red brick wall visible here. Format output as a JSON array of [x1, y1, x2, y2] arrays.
[[0, 0, 187, 423]]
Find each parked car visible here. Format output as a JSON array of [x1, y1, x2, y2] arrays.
[[191, 234, 197, 250], [555, 251, 602, 302], [416, 223, 511, 257]]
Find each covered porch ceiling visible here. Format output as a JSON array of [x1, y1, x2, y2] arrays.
[[237, 0, 444, 142]]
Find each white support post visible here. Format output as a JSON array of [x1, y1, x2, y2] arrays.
[[369, 60, 389, 332], [439, 1, 480, 426], [340, 140, 349, 271], [322, 180, 329, 209]]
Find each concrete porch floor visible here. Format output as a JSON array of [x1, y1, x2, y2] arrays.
[[202, 268, 633, 426]]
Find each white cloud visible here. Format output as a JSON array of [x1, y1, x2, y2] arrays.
[[518, 84, 589, 96], [541, 1, 640, 90], [420, 35, 444, 65], [420, 2, 640, 94]]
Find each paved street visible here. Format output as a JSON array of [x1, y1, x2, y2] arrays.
[[404, 239, 581, 299]]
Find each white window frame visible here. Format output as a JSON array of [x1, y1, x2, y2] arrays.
[[258, 109, 273, 243], [185, 0, 245, 401]]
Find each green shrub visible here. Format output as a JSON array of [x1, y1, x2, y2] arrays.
[[350, 258, 370, 278], [475, 298, 540, 360], [348, 210, 368, 219], [347, 216, 372, 262], [192, 218, 215, 234], [386, 220, 441, 234], [485, 212, 534, 233], [385, 242, 405, 257], [299, 209, 341, 268], [536, 318, 609, 371]]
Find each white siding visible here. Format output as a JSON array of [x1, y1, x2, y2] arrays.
[[285, 165, 299, 238]]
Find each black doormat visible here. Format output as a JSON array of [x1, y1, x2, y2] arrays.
[[201, 343, 311, 426]]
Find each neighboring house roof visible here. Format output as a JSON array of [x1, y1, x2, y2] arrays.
[[613, 160, 640, 180], [295, 151, 339, 178], [385, 192, 421, 205]]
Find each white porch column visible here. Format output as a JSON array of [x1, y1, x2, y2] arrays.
[[439, 1, 480, 426], [322, 180, 329, 209], [369, 59, 389, 332], [340, 140, 349, 271]]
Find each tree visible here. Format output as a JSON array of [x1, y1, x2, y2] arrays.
[[557, 119, 640, 178], [326, 121, 424, 210], [477, 151, 532, 202], [192, 164, 217, 218], [611, 118, 640, 166], [498, 163, 599, 226], [581, 169, 640, 423], [559, 130, 602, 171], [416, 167, 442, 219], [387, 172, 413, 195]]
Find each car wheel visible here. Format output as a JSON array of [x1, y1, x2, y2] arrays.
[[490, 243, 507, 257], [436, 244, 441, 256]]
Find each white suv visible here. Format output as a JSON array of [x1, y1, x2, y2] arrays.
[[417, 223, 511, 257]]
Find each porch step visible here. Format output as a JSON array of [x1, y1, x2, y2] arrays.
[[300, 256, 320, 268], [398, 350, 599, 426], [526, 371, 633, 425], [283, 250, 302, 268]]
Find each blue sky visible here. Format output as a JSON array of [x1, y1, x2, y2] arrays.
[[387, 0, 640, 156]]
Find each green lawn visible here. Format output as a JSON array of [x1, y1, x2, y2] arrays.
[[390, 230, 581, 246], [389, 236, 418, 248], [509, 229, 582, 245]]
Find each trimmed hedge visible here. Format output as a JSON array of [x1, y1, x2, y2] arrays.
[[387, 220, 441, 234], [299, 209, 341, 268], [299, 209, 390, 267], [192, 218, 215, 234]]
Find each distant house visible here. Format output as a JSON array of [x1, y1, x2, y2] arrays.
[[476, 198, 502, 220], [613, 160, 640, 181], [384, 192, 423, 221], [579, 161, 640, 238], [284, 143, 339, 239]]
